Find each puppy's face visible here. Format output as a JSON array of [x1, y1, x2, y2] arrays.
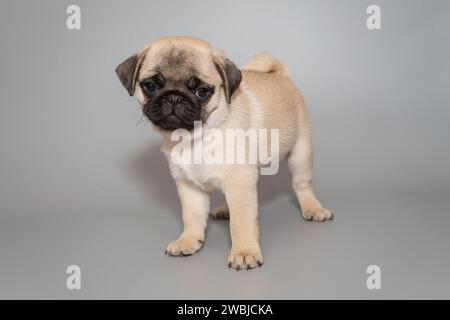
[[115, 37, 242, 132]]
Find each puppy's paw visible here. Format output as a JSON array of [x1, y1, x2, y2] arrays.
[[302, 207, 334, 222], [210, 205, 229, 220], [165, 236, 204, 257], [228, 247, 263, 270]]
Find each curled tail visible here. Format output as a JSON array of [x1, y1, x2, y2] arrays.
[[243, 52, 288, 76]]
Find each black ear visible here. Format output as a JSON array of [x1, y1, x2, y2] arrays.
[[214, 59, 242, 104], [115, 54, 139, 96]]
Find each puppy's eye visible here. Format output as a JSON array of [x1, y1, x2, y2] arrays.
[[153, 73, 165, 87], [141, 80, 157, 93], [141, 73, 165, 94], [188, 77, 201, 90], [195, 87, 211, 99]]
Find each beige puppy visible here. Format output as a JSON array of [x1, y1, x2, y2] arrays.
[[116, 36, 332, 270]]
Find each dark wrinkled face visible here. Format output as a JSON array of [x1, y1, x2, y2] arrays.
[[139, 72, 215, 131], [116, 39, 242, 132]]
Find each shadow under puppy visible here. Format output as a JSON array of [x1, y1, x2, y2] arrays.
[[115, 36, 332, 270]]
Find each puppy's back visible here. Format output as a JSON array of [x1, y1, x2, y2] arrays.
[[239, 54, 310, 156]]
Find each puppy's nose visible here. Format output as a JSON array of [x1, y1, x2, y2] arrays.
[[167, 94, 183, 106]]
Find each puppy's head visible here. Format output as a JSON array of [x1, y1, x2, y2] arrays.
[[115, 36, 241, 132]]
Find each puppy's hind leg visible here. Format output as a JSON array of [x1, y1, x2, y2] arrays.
[[288, 125, 333, 222], [210, 201, 229, 220]]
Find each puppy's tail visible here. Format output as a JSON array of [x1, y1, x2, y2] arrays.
[[243, 52, 288, 76]]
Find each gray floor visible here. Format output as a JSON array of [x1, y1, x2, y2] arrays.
[[0, 0, 449, 299]]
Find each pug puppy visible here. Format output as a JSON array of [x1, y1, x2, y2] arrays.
[[115, 36, 332, 270]]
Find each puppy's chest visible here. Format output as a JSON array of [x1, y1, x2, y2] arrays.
[[169, 161, 224, 191]]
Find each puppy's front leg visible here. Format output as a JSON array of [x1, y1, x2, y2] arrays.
[[224, 171, 263, 270], [165, 179, 209, 257]]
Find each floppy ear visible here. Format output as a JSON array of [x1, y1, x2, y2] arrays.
[[115, 54, 139, 96], [214, 57, 242, 104]]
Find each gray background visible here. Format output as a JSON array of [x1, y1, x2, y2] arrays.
[[0, 0, 449, 299]]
